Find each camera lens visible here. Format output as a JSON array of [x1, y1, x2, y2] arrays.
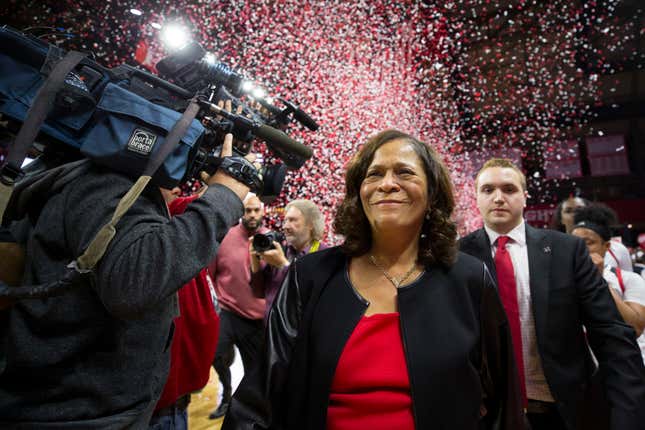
[[252, 233, 273, 252]]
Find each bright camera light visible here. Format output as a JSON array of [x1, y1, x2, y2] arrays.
[[160, 24, 190, 50], [129, 8, 143, 16], [241, 80, 254, 92], [21, 157, 35, 168], [150, 22, 162, 30], [203, 52, 216, 65], [252, 87, 267, 99]]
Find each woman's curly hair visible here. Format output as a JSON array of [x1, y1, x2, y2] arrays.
[[333, 129, 458, 268]]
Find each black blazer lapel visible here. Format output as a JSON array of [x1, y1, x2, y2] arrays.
[[525, 224, 551, 343], [473, 228, 498, 282]]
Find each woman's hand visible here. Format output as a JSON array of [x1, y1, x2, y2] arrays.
[[589, 252, 605, 275]]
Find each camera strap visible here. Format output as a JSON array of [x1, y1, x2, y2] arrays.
[[216, 156, 263, 193], [0, 50, 88, 306], [0, 50, 86, 224], [75, 98, 203, 271], [76, 97, 263, 270], [0, 98, 204, 301]]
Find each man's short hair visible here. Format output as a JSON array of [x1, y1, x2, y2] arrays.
[[475, 158, 527, 191], [243, 193, 264, 210], [285, 199, 325, 241]]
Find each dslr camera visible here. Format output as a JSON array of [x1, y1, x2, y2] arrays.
[[252, 231, 285, 252]]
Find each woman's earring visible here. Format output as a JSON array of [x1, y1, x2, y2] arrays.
[[421, 211, 430, 240]]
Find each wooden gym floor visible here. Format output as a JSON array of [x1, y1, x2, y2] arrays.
[[187, 367, 224, 430]]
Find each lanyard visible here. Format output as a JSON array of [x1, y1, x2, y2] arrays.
[[309, 240, 321, 253]]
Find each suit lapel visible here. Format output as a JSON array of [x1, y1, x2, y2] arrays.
[[474, 228, 498, 282], [525, 224, 551, 342]]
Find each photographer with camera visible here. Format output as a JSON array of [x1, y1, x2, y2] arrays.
[[207, 193, 268, 420], [250, 199, 328, 318], [0, 133, 253, 428]]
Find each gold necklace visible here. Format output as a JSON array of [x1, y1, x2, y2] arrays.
[[369, 255, 418, 288]]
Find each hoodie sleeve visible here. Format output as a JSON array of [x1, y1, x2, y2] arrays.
[[63, 169, 243, 319]]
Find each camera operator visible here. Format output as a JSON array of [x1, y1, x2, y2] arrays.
[[250, 199, 328, 318], [0, 133, 252, 428], [207, 194, 268, 420]]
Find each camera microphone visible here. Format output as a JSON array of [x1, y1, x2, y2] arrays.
[[254, 124, 313, 160], [276, 98, 319, 131]]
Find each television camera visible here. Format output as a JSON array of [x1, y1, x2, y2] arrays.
[[0, 26, 318, 200], [0, 25, 319, 303]]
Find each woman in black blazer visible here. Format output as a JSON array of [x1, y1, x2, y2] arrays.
[[223, 129, 525, 430]]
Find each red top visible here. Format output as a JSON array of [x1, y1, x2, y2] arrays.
[[327, 312, 414, 430], [154, 195, 221, 410]]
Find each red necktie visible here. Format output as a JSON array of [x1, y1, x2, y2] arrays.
[[494, 235, 527, 406]]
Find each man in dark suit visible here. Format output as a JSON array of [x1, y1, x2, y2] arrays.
[[460, 158, 645, 430]]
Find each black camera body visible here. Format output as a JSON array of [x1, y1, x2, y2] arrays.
[[252, 231, 285, 252]]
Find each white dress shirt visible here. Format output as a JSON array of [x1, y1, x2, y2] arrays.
[[484, 220, 555, 402]]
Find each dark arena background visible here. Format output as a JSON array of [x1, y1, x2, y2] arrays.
[[1, 0, 644, 242]]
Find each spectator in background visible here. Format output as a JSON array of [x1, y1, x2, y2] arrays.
[[571, 204, 645, 364], [207, 194, 268, 420], [149, 187, 220, 430], [550, 196, 633, 271], [550, 196, 589, 234], [250, 199, 328, 317]]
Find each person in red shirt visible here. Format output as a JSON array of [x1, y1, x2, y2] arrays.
[[149, 188, 221, 429], [208, 194, 268, 419]]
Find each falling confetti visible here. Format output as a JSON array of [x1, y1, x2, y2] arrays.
[[2, 0, 635, 240]]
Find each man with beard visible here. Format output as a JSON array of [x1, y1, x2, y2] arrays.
[[250, 199, 327, 318], [208, 194, 268, 419]]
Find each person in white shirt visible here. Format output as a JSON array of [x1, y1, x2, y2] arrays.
[[571, 205, 645, 364], [551, 196, 633, 271]]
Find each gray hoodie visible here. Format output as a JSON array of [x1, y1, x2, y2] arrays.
[[0, 161, 242, 428]]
